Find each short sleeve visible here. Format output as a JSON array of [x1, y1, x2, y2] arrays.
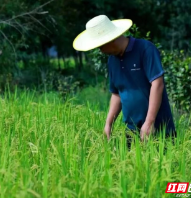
[[142, 44, 164, 83], [109, 78, 118, 94], [108, 58, 118, 94]]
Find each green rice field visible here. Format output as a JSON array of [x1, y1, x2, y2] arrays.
[[0, 90, 191, 198]]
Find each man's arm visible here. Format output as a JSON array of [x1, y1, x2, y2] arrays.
[[104, 93, 121, 139], [140, 76, 164, 141]]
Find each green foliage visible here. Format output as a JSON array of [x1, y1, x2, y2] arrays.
[[18, 55, 81, 98], [88, 49, 108, 78], [159, 0, 191, 51], [53, 74, 80, 99], [125, 24, 151, 40], [0, 0, 54, 91], [57, 0, 191, 53], [0, 0, 191, 108], [0, 42, 15, 74], [162, 50, 191, 111], [0, 90, 191, 197], [75, 84, 110, 110]]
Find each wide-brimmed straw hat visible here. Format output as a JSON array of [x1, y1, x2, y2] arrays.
[[73, 15, 132, 51]]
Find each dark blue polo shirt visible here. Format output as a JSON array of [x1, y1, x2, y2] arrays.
[[108, 36, 175, 134]]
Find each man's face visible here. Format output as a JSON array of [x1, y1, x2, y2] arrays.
[[99, 40, 119, 55]]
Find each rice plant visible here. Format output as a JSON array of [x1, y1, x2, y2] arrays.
[[0, 89, 190, 198]]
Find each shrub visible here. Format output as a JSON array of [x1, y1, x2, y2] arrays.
[[162, 50, 191, 111]]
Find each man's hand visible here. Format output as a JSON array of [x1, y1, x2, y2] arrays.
[[140, 121, 155, 141], [104, 93, 121, 140], [141, 76, 164, 141], [104, 124, 111, 140]]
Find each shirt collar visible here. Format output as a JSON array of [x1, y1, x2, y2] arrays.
[[125, 36, 136, 52]]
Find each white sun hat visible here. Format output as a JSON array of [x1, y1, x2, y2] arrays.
[[73, 15, 133, 51]]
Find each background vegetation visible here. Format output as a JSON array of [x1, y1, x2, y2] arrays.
[[0, 0, 191, 110]]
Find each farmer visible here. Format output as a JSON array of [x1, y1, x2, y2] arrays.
[[73, 15, 176, 141]]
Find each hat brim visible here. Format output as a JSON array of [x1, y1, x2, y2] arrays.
[[73, 19, 133, 51]]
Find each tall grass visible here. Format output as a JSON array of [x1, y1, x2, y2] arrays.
[[0, 90, 190, 198]]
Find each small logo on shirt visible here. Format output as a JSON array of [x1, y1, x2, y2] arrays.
[[131, 63, 141, 71]]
